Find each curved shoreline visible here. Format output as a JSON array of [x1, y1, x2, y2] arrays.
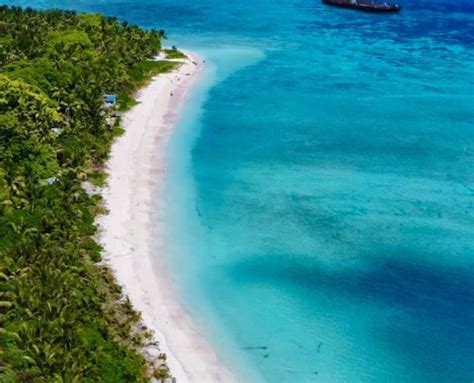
[[98, 51, 236, 382]]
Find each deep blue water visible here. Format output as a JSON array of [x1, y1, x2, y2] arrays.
[[6, 0, 474, 381]]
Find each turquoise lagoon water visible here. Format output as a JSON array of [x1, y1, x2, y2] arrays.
[[6, 0, 474, 381]]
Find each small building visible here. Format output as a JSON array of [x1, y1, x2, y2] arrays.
[[103, 94, 117, 108], [46, 176, 58, 185]]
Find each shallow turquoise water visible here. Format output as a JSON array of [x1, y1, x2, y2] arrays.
[[6, 0, 474, 381]]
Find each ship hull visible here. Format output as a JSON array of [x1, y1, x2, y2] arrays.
[[322, 0, 401, 13]]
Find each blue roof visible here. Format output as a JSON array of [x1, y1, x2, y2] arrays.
[[104, 94, 117, 103]]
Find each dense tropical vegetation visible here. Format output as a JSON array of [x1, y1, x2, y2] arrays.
[[0, 6, 179, 381]]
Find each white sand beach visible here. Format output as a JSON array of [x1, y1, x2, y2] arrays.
[[98, 52, 236, 382]]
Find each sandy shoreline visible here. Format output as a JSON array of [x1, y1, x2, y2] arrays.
[[98, 52, 236, 382]]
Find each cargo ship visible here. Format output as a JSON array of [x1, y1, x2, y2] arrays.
[[322, 0, 401, 13]]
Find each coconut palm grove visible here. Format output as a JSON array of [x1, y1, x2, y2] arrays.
[[0, 6, 177, 381]]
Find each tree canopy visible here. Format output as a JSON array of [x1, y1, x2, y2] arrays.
[[0, 6, 176, 381]]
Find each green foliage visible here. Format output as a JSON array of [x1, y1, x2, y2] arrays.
[[0, 5, 178, 382], [77, 13, 103, 27], [163, 48, 187, 59], [4, 58, 71, 93], [87, 170, 107, 187], [0, 75, 62, 180], [129, 60, 178, 88], [112, 126, 125, 137], [117, 60, 178, 110], [117, 92, 138, 111], [47, 29, 93, 50]]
